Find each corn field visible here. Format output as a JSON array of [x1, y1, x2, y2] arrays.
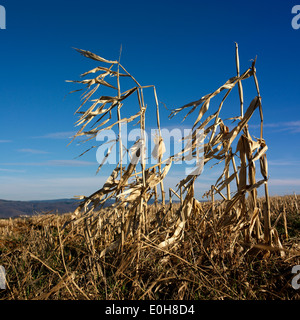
[[1, 45, 299, 300], [66, 44, 286, 259]]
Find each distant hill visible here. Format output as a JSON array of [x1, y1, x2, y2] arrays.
[[0, 198, 180, 219], [0, 199, 79, 218]]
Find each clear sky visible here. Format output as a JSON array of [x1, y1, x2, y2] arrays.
[[0, 0, 300, 200]]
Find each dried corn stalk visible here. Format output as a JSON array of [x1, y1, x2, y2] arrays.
[[65, 44, 281, 265]]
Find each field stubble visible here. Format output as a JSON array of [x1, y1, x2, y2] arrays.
[[0, 195, 299, 300], [1, 45, 300, 300]]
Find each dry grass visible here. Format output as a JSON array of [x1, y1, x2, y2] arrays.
[[0, 195, 299, 300], [63, 44, 292, 263], [1, 45, 300, 300]]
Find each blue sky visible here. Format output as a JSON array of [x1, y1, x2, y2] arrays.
[[0, 0, 300, 200]]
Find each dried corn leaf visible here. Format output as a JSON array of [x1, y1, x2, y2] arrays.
[[152, 133, 166, 160], [158, 183, 194, 249], [169, 68, 253, 120], [81, 66, 128, 78], [74, 48, 118, 64]]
